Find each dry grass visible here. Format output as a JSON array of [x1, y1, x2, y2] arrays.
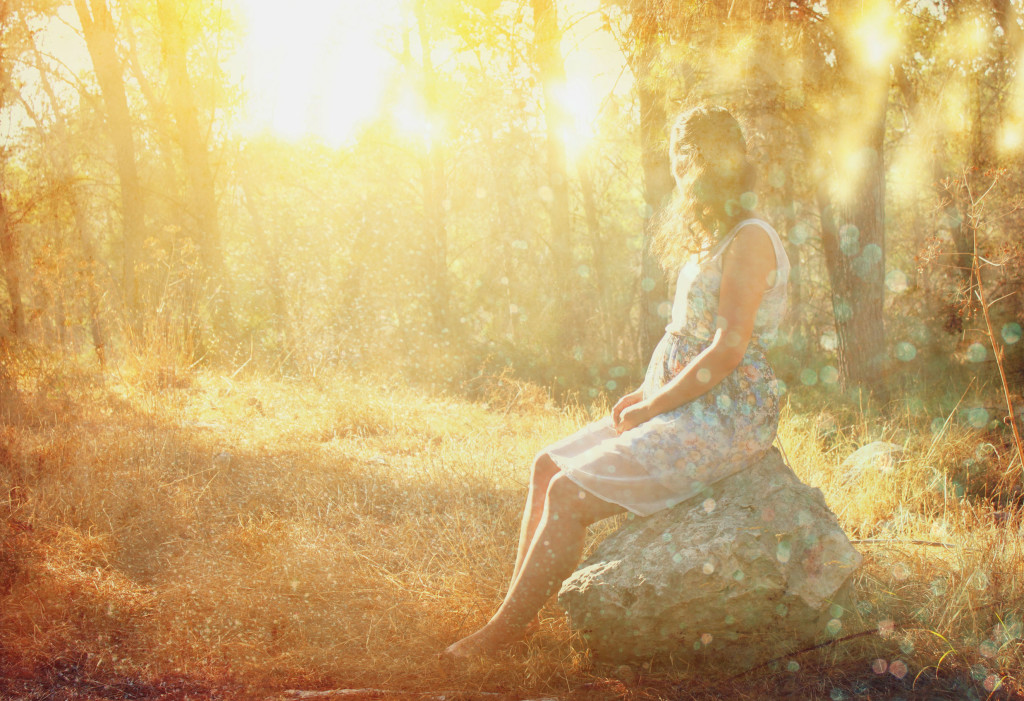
[[1, 353, 1022, 699]]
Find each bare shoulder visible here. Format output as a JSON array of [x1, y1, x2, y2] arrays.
[[724, 221, 775, 265], [722, 221, 777, 291]]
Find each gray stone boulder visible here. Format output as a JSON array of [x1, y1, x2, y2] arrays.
[[557, 447, 862, 672]]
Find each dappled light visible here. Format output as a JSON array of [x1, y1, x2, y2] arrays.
[[2, 0, 1024, 698]]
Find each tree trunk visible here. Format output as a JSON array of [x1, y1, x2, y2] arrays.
[[810, 3, 892, 400], [0, 2, 24, 339], [630, 4, 675, 364], [0, 337, 22, 423], [817, 109, 887, 399], [27, 39, 107, 366], [413, 1, 450, 334], [781, 175, 806, 351], [240, 173, 288, 347], [74, 0, 146, 317], [944, 69, 988, 293], [991, 0, 1022, 167], [530, 0, 575, 349], [121, 8, 181, 189], [578, 154, 612, 350], [479, 126, 516, 344], [0, 172, 23, 338], [66, 195, 108, 367], [156, 0, 231, 335]]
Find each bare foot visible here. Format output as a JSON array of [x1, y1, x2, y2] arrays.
[[440, 621, 527, 663]]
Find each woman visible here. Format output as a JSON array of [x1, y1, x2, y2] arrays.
[[443, 105, 790, 661]]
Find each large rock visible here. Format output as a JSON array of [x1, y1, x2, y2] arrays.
[[557, 447, 862, 672]]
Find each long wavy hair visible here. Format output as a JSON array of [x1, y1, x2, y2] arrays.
[[653, 105, 757, 269]]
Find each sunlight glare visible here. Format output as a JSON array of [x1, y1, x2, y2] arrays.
[[940, 81, 971, 136], [559, 0, 631, 160], [391, 87, 440, 145], [998, 117, 1023, 154], [853, 3, 901, 69], [554, 81, 598, 160], [889, 130, 935, 199], [1000, 62, 1024, 154], [235, 0, 400, 145], [959, 15, 992, 58]]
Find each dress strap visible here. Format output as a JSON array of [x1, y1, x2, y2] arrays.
[[714, 218, 790, 289], [703, 226, 741, 262], [707, 218, 767, 261]]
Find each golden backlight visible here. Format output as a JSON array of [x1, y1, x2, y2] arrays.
[[234, 0, 625, 152], [235, 0, 401, 145]]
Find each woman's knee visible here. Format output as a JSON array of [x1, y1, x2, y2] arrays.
[[545, 473, 622, 526], [543, 474, 590, 523], [531, 452, 560, 492]]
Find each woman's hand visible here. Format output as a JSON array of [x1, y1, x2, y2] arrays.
[[613, 388, 654, 434], [616, 400, 655, 434], [611, 389, 643, 429]]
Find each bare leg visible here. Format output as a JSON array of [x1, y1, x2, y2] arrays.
[[443, 474, 625, 660], [511, 453, 559, 584]]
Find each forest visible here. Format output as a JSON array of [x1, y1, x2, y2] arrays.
[[1, 0, 1023, 699]]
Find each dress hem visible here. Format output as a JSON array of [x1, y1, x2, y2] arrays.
[[547, 451, 647, 517]]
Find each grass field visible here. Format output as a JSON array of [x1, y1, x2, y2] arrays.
[[1, 354, 1022, 700]]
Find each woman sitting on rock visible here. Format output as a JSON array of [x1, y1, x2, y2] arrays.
[[443, 105, 790, 661]]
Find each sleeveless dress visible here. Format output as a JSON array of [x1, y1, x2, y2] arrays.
[[545, 218, 791, 517]]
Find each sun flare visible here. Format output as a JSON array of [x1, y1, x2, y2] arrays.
[[554, 80, 599, 160], [854, 3, 902, 69], [235, 0, 401, 145], [391, 86, 441, 145], [231, 0, 626, 152]]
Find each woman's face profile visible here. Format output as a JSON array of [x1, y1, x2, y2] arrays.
[[672, 141, 701, 181]]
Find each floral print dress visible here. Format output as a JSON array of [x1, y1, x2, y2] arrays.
[[546, 218, 790, 517]]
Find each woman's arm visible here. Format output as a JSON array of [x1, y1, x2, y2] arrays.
[[616, 224, 777, 433]]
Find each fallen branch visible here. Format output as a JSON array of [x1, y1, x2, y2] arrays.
[[731, 627, 881, 679], [278, 690, 559, 701], [849, 538, 961, 549], [733, 599, 1008, 680]]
